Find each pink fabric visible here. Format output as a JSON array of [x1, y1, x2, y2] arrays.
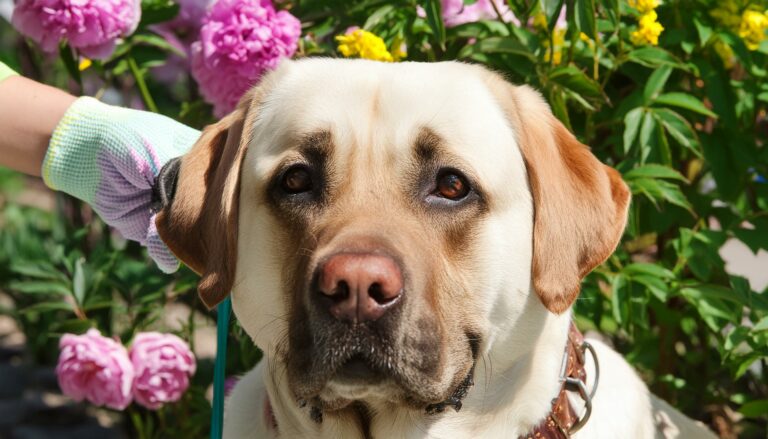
[[129, 332, 196, 409], [12, 0, 140, 59], [56, 329, 134, 410]]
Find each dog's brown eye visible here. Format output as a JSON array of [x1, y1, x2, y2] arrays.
[[436, 172, 469, 200], [282, 166, 313, 193]]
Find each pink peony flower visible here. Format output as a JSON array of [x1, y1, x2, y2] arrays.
[[11, 0, 141, 59], [417, 0, 519, 28], [129, 332, 196, 410], [190, 0, 301, 117], [56, 329, 134, 410], [224, 376, 239, 396]]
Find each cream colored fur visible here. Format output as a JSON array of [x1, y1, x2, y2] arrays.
[[222, 59, 717, 439]]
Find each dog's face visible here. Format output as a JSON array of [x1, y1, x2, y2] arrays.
[[156, 59, 629, 412]]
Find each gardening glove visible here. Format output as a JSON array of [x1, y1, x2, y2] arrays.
[[42, 97, 201, 273], [0, 62, 19, 84]]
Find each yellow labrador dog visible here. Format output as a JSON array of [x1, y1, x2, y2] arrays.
[[154, 59, 717, 438]]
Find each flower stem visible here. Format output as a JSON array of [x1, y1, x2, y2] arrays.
[[127, 55, 158, 113]]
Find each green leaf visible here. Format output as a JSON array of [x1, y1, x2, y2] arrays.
[[458, 37, 536, 61], [53, 319, 94, 334], [623, 108, 644, 153], [654, 92, 718, 118], [548, 65, 603, 99], [623, 263, 675, 279], [7, 280, 71, 296], [740, 399, 768, 418], [643, 66, 672, 104], [20, 302, 74, 314], [631, 274, 670, 301], [73, 257, 86, 305], [653, 108, 702, 156], [629, 178, 694, 213], [58, 44, 81, 87], [753, 316, 768, 332], [679, 285, 740, 330], [548, 88, 571, 130], [131, 33, 186, 57], [574, 0, 596, 39], [130, 45, 167, 69], [693, 17, 712, 47], [10, 261, 68, 281], [610, 274, 627, 325], [624, 164, 688, 182], [423, 0, 446, 50], [680, 284, 743, 304], [139, 0, 179, 28], [363, 5, 395, 30], [733, 228, 768, 254], [541, 0, 565, 30], [638, 110, 656, 160], [627, 47, 688, 70]]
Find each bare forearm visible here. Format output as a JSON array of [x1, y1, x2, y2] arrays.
[[0, 76, 76, 176]]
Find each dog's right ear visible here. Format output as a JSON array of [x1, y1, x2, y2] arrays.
[[154, 95, 253, 309]]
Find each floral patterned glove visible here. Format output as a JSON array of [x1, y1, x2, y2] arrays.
[[42, 97, 200, 272]]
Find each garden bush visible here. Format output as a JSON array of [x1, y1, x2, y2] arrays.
[[0, 0, 766, 437]]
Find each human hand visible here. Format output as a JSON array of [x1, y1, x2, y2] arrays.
[[43, 97, 200, 272]]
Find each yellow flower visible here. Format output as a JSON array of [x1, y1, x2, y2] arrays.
[[533, 12, 548, 31], [739, 10, 768, 50], [544, 28, 566, 65], [711, 1, 747, 31], [390, 36, 407, 61], [78, 58, 92, 71], [631, 10, 664, 46], [335, 29, 393, 62], [628, 0, 660, 14]]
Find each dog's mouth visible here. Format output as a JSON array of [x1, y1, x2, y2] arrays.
[[334, 354, 386, 383], [287, 313, 479, 419]]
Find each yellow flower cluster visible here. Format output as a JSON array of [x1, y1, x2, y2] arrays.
[[628, 0, 660, 14], [336, 30, 394, 62], [630, 4, 664, 46], [711, 2, 768, 52], [739, 9, 768, 50], [544, 28, 567, 65]]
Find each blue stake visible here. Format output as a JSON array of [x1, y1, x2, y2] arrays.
[[210, 297, 231, 439]]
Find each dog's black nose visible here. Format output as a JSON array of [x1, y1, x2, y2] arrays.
[[317, 253, 403, 324]]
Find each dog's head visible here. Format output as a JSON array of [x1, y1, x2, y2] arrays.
[[156, 59, 629, 412]]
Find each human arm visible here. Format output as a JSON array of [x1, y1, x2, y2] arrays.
[[0, 63, 200, 272], [0, 71, 76, 176]]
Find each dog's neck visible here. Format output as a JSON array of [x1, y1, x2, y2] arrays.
[[260, 298, 572, 438]]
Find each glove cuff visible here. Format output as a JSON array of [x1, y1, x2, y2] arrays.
[[0, 62, 18, 84], [42, 97, 111, 203]]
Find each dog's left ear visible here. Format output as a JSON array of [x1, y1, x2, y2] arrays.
[[492, 81, 631, 313], [154, 91, 255, 309]]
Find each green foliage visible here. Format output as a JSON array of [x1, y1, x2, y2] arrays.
[[2, 0, 767, 436]]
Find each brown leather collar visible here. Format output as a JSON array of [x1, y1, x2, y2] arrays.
[[519, 322, 597, 439]]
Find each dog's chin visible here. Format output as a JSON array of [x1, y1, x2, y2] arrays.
[[301, 356, 476, 416], [314, 355, 405, 409]]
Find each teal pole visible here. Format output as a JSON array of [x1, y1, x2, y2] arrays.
[[210, 297, 231, 439]]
